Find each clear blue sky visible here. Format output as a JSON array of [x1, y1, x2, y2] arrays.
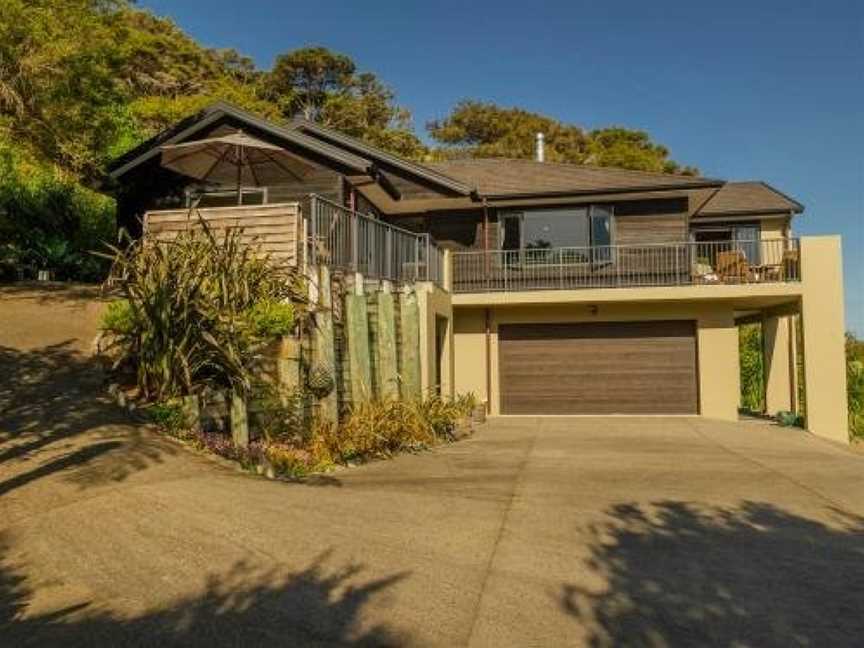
[[143, 0, 863, 333]]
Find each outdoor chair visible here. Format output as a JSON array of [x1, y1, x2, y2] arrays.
[[715, 250, 754, 283]]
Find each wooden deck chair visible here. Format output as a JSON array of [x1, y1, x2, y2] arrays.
[[715, 249, 753, 283]]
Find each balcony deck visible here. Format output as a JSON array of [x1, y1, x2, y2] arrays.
[[143, 196, 446, 285], [451, 239, 800, 294]]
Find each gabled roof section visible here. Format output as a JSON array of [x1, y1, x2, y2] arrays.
[[695, 181, 804, 216], [419, 158, 724, 199], [290, 118, 474, 195], [108, 101, 372, 179]]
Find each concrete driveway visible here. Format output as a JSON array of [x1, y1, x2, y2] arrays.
[[2, 286, 864, 646]]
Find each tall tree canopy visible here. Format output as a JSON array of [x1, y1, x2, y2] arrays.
[[428, 100, 697, 175], [265, 48, 425, 159]]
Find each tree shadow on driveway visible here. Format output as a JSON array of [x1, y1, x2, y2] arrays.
[[0, 342, 176, 495], [560, 500, 864, 647], [0, 535, 409, 647]]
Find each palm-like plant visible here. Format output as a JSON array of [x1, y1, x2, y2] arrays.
[[97, 219, 302, 401]]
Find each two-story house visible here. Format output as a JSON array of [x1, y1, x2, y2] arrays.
[[107, 102, 849, 443]]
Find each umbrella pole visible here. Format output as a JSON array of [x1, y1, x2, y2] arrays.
[[236, 145, 243, 205]]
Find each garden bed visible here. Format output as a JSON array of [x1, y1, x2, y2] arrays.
[[135, 390, 480, 480]]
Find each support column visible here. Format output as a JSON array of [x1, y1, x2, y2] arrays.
[[312, 265, 338, 421], [398, 288, 421, 399], [346, 276, 372, 405], [799, 236, 848, 443], [375, 282, 399, 400], [230, 392, 249, 447], [762, 314, 794, 415], [697, 308, 740, 421]]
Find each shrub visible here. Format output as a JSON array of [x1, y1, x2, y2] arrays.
[[100, 299, 136, 335], [252, 383, 307, 443], [98, 221, 303, 401], [847, 333, 864, 440], [147, 400, 189, 436], [308, 394, 474, 464], [0, 143, 116, 282], [739, 323, 764, 413], [247, 299, 295, 338]]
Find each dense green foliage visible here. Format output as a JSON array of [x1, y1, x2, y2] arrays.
[[739, 323, 863, 440], [0, 142, 115, 280], [738, 323, 765, 413], [847, 333, 864, 440], [427, 100, 698, 174], [98, 224, 301, 400]]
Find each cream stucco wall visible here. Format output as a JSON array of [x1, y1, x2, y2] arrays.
[[453, 301, 740, 420], [763, 314, 795, 415], [446, 234, 848, 442], [799, 236, 848, 442], [416, 283, 454, 398], [760, 217, 790, 240]]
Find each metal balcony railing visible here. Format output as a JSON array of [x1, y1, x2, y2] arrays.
[[451, 238, 800, 293], [306, 195, 443, 284]]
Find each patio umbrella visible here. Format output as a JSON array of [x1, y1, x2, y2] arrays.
[[159, 131, 315, 204]]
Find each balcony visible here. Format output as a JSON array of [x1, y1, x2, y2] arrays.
[[144, 196, 446, 286], [451, 239, 800, 294], [307, 195, 445, 284]]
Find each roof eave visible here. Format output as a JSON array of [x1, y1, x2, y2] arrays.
[[480, 179, 725, 202], [697, 207, 804, 217], [107, 102, 372, 180]]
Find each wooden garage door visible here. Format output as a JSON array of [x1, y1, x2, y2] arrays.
[[499, 320, 698, 415]]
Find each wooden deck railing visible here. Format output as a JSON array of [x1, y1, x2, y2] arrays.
[[143, 197, 446, 286], [451, 239, 800, 293]]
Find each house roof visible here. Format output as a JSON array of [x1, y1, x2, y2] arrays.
[[106, 101, 803, 215], [107, 102, 371, 179], [108, 102, 475, 195], [291, 118, 474, 195], [694, 181, 804, 216], [420, 158, 724, 198]]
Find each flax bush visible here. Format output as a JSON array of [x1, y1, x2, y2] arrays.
[[98, 222, 301, 401]]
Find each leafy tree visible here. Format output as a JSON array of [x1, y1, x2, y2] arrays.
[[0, 0, 130, 179], [427, 100, 696, 174], [587, 127, 698, 175], [266, 48, 426, 159], [428, 100, 589, 162], [267, 47, 357, 121]]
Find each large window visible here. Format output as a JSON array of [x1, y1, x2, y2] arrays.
[[500, 206, 614, 262], [691, 223, 761, 264]]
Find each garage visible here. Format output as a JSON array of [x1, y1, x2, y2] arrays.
[[498, 320, 699, 415]]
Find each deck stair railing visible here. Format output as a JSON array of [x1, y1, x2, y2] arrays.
[[307, 194, 442, 284], [451, 238, 800, 293]]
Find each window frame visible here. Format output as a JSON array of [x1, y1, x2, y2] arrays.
[[497, 205, 615, 265], [185, 186, 269, 207]]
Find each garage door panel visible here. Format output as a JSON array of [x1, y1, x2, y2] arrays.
[[499, 321, 698, 415]]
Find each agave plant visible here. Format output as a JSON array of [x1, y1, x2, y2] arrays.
[[97, 218, 303, 401]]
